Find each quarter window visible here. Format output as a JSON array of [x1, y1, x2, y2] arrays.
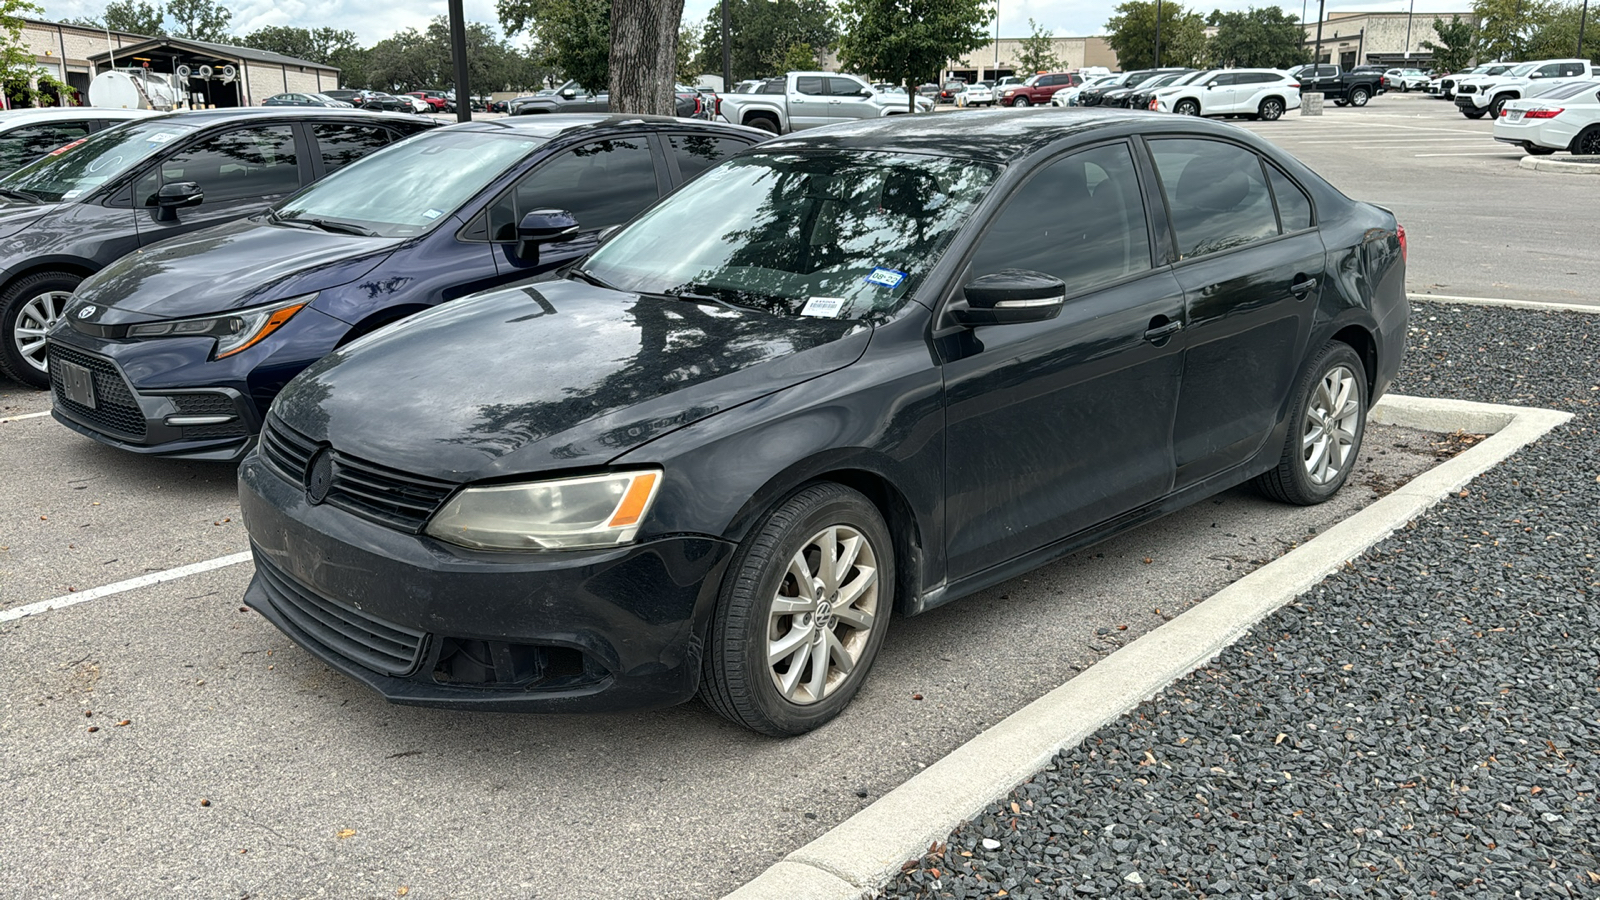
[[1266, 166, 1313, 231], [487, 137, 658, 241], [1150, 138, 1279, 259], [968, 142, 1152, 297], [313, 124, 390, 173], [146, 125, 300, 205]]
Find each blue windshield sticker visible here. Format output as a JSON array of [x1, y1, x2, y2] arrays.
[[422, 208, 445, 220], [864, 267, 906, 289]]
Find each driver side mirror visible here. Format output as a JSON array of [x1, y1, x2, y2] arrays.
[[151, 181, 203, 222], [948, 270, 1066, 327], [560, 88, 578, 99], [516, 209, 580, 260]]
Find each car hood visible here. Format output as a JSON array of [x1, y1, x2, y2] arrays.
[[273, 278, 873, 481], [72, 217, 400, 324], [0, 198, 54, 242]]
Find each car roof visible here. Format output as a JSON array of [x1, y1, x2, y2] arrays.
[[142, 107, 425, 126], [433, 113, 769, 142], [757, 108, 1268, 165], [0, 108, 156, 126]]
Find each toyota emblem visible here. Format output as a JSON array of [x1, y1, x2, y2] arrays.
[[77, 305, 97, 319], [306, 450, 335, 504]]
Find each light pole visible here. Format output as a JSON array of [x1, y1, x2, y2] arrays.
[[1313, 0, 1326, 66], [1154, 0, 1162, 68], [1403, 0, 1415, 59], [721, 0, 732, 91], [447, 0, 470, 122], [1579, 0, 1589, 59], [994, 0, 1000, 77]]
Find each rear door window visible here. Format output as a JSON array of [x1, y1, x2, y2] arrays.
[[1149, 138, 1280, 259], [487, 136, 659, 240], [312, 123, 391, 173], [795, 77, 826, 96], [967, 142, 1152, 297]]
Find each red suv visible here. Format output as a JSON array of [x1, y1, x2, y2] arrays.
[[405, 90, 448, 111], [999, 72, 1083, 107]]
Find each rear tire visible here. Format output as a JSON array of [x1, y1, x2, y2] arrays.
[[1258, 97, 1285, 121], [1174, 99, 1200, 116], [1254, 342, 1368, 506], [1571, 126, 1600, 155], [1350, 87, 1370, 107], [700, 483, 894, 736], [746, 116, 779, 134], [0, 270, 82, 389]]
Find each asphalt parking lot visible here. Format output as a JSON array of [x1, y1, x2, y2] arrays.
[[1, 91, 1591, 899]]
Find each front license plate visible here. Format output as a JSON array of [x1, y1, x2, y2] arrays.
[[58, 359, 96, 409]]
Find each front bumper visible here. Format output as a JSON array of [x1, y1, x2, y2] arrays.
[[1455, 93, 1489, 111], [238, 449, 737, 713]]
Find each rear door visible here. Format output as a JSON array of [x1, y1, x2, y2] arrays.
[[1146, 136, 1324, 489], [788, 76, 832, 129], [133, 122, 308, 246]]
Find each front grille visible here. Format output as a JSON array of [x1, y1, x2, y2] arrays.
[[260, 416, 456, 533], [48, 343, 146, 440], [254, 553, 425, 677], [1458, 84, 1477, 95]]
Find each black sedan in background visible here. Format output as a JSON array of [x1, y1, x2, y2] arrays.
[[0, 108, 433, 386], [49, 117, 765, 460], [240, 109, 1408, 735]]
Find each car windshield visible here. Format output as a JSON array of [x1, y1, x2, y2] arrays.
[[581, 151, 999, 321], [1508, 63, 1536, 76], [1168, 70, 1210, 87], [273, 130, 544, 239], [0, 118, 198, 203]]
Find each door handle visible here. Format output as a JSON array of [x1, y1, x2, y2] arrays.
[[1289, 276, 1320, 298], [1144, 318, 1183, 343]]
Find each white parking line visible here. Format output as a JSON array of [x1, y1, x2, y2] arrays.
[[0, 551, 253, 624], [0, 410, 51, 423], [1413, 151, 1517, 157]]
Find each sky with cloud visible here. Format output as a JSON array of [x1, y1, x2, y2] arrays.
[[36, 0, 1477, 48]]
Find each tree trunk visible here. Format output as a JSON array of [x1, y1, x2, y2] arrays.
[[609, 0, 686, 115]]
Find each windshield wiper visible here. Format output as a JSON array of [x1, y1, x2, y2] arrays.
[[0, 188, 44, 203], [657, 289, 762, 314], [299, 217, 379, 237], [569, 267, 619, 291]]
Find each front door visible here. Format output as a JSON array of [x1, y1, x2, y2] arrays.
[[1146, 137, 1324, 488], [133, 123, 306, 246], [825, 76, 879, 123], [940, 141, 1185, 580]]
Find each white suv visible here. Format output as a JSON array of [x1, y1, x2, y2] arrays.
[[1455, 59, 1592, 119], [1152, 69, 1302, 120]]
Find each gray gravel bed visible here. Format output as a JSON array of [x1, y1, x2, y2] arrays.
[[882, 302, 1600, 899]]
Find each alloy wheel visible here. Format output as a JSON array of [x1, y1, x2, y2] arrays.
[[1576, 128, 1600, 155], [1302, 364, 1360, 485], [766, 524, 880, 705], [1261, 98, 1284, 120], [13, 290, 72, 374]]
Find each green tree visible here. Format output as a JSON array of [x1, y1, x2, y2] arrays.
[[165, 0, 231, 42], [836, 0, 992, 112], [694, 0, 837, 81], [1420, 15, 1476, 72], [68, 0, 167, 35], [5, 0, 73, 103], [1472, 0, 1553, 59], [239, 26, 360, 66], [676, 22, 700, 81], [1206, 6, 1306, 68], [1106, 1, 1207, 70], [1524, 2, 1598, 61], [1016, 18, 1060, 74], [499, 0, 611, 90]]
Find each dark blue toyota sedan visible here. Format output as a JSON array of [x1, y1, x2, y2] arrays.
[[47, 115, 766, 460]]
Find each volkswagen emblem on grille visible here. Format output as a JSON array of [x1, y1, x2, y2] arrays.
[[77, 305, 97, 319], [306, 450, 335, 504]]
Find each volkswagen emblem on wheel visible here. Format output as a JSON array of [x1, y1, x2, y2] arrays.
[[76, 305, 97, 319], [306, 450, 335, 504]]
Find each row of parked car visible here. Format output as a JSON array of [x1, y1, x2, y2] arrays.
[[1430, 58, 1600, 119], [2, 99, 1407, 736]]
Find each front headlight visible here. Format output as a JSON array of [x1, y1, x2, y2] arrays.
[[426, 470, 662, 551], [125, 294, 314, 359]]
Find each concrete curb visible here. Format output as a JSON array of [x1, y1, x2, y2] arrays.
[[721, 395, 1571, 900], [1518, 154, 1600, 174], [1409, 292, 1600, 314]]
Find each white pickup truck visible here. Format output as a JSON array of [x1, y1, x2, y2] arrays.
[[1454, 59, 1597, 118], [718, 71, 933, 134]]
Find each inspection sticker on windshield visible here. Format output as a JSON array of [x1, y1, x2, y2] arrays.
[[864, 267, 906, 289], [61, 189, 83, 200], [801, 297, 846, 318], [422, 208, 445, 220], [146, 131, 180, 144]]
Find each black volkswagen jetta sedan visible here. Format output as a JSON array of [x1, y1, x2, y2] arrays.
[[0, 108, 433, 387], [239, 109, 1408, 736]]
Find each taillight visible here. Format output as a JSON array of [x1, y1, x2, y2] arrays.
[[693, 96, 703, 115], [1397, 224, 1407, 262], [714, 95, 722, 116], [1523, 107, 1563, 118]]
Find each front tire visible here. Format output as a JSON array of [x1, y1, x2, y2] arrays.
[[1254, 342, 1368, 506], [1013, 96, 1030, 107], [1259, 97, 1285, 121], [1486, 94, 1511, 118], [1461, 107, 1486, 119], [0, 270, 82, 388], [1174, 99, 1200, 116], [701, 483, 894, 736]]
